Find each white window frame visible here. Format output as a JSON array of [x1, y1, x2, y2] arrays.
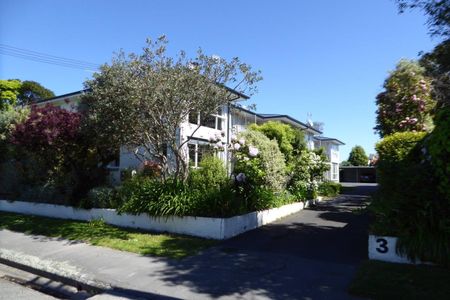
[[189, 109, 225, 130], [188, 141, 211, 168], [332, 163, 338, 180]]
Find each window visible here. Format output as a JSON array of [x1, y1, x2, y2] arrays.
[[188, 142, 213, 168], [200, 113, 216, 128], [188, 144, 196, 166], [332, 163, 338, 180], [189, 108, 224, 130], [189, 112, 199, 124]]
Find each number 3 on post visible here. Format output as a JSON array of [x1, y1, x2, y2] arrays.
[[376, 238, 388, 253]]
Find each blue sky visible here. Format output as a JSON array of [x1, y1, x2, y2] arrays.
[[0, 0, 439, 161]]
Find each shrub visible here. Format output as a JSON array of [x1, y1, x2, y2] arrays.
[[288, 149, 329, 200], [249, 121, 306, 167], [347, 145, 368, 166], [0, 108, 29, 163], [426, 107, 450, 201], [233, 130, 286, 191], [10, 104, 110, 202], [189, 155, 228, 190], [81, 186, 118, 209], [372, 130, 449, 267], [375, 60, 435, 137], [318, 181, 341, 197], [118, 177, 189, 216]]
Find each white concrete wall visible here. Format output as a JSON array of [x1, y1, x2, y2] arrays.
[[0, 200, 312, 240]]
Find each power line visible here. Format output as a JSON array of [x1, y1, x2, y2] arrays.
[[0, 44, 101, 71]]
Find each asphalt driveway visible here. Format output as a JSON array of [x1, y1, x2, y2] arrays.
[[0, 184, 375, 300]]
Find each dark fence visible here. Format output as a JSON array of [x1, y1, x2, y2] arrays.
[[339, 166, 377, 183]]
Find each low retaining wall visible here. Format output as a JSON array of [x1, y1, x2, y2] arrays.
[[0, 199, 317, 240], [368, 235, 429, 265]]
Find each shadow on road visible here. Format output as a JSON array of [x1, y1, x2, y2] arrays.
[[145, 189, 374, 299]]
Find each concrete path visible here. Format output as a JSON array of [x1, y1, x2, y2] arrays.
[[0, 187, 372, 300]]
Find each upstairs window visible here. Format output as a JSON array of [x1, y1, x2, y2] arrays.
[[189, 108, 224, 130]]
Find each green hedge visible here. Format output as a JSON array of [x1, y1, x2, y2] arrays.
[[372, 129, 450, 267], [318, 181, 341, 197]]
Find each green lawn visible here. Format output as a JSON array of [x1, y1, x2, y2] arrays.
[[0, 211, 216, 259], [349, 260, 450, 300]]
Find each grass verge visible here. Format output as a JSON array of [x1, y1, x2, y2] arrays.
[[0, 211, 216, 259], [348, 260, 450, 300]]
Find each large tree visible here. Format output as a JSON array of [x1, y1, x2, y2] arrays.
[[0, 79, 55, 109], [83, 36, 261, 181], [397, 0, 450, 37], [375, 60, 435, 137], [0, 79, 21, 110], [17, 80, 55, 105], [249, 121, 306, 167], [396, 1, 450, 108], [348, 145, 369, 166]]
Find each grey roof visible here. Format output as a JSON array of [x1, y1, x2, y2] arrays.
[[37, 86, 249, 104], [34, 89, 89, 104], [313, 136, 345, 145], [234, 106, 322, 134]]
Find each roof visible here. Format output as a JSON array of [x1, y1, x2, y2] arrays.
[[37, 85, 249, 104], [34, 89, 89, 104], [234, 106, 322, 134], [313, 136, 345, 145], [222, 85, 250, 100]]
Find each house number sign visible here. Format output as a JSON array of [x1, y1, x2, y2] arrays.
[[375, 238, 389, 253]]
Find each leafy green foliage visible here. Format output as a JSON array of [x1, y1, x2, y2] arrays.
[[0, 79, 21, 110], [426, 107, 450, 204], [118, 174, 241, 218], [347, 145, 369, 166], [234, 130, 286, 191], [117, 153, 296, 218], [397, 0, 450, 37], [375, 60, 435, 137], [81, 186, 119, 209], [288, 148, 329, 200], [249, 121, 306, 168], [0, 108, 29, 163], [340, 160, 351, 166], [375, 132, 426, 166], [17, 80, 55, 105], [420, 40, 450, 108], [372, 131, 450, 266], [83, 35, 261, 182], [10, 105, 110, 203], [318, 181, 341, 197], [189, 155, 227, 190], [0, 79, 55, 109]]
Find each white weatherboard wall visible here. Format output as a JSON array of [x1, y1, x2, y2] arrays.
[[368, 235, 430, 265], [0, 200, 311, 240]]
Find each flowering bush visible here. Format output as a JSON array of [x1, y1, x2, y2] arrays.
[[10, 104, 109, 202], [208, 131, 226, 151], [289, 149, 329, 200], [231, 130, 286, 191], [375, 60, 435, 137], [11, 105, 82, 187]]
